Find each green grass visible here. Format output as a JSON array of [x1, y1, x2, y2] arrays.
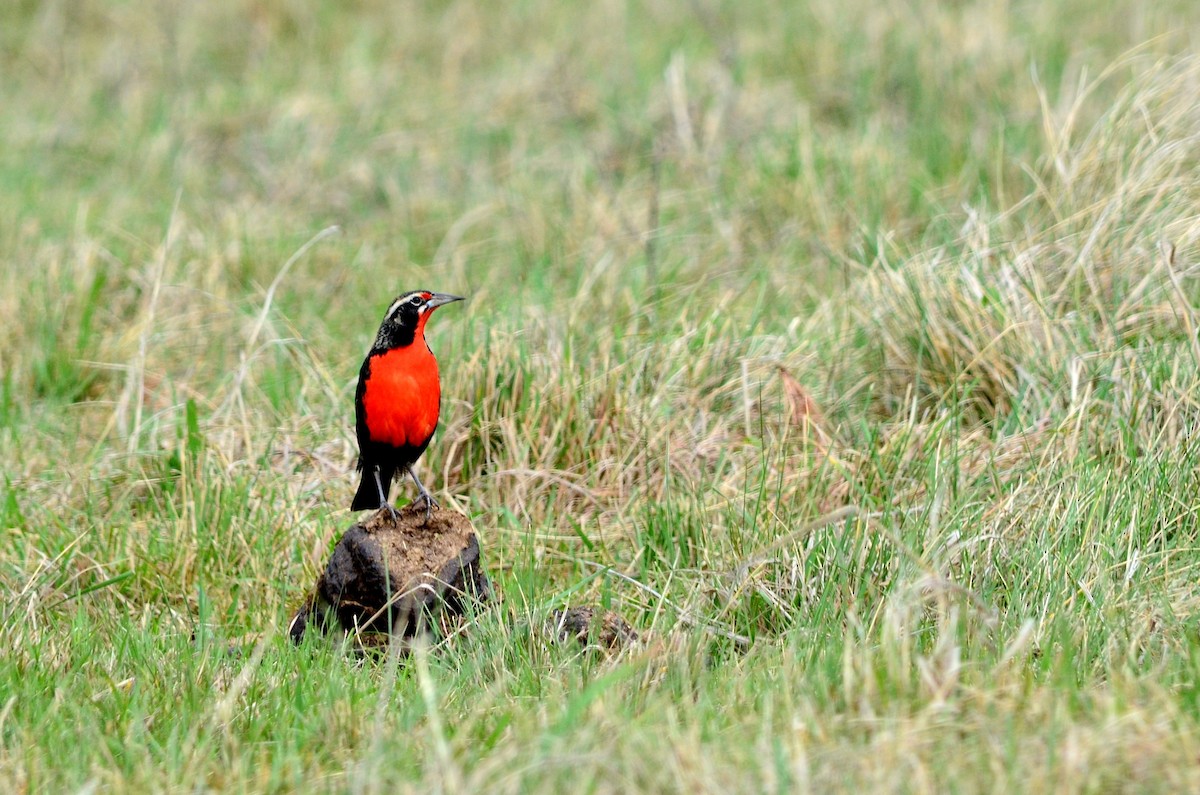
[[4, 0, 1200, 791]]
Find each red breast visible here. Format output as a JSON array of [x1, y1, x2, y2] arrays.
[[361, 327, 441, 449]]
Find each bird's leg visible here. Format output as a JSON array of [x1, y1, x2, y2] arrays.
[[407, 466, 440, 523], [373, 468, 399, 523]]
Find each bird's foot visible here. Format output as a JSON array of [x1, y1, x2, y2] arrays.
[[380, 501, 400, 524], [414, 491, 440, 524]]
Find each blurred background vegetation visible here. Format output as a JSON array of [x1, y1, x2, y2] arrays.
[[3, 1, 1200, 791]]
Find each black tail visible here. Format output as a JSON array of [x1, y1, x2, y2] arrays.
[[351, 464, 395, 511]]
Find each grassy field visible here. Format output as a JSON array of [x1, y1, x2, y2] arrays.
[[4, 1, 1200, 791]]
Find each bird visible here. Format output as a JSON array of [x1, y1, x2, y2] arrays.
[[351, 289, 463, 523]]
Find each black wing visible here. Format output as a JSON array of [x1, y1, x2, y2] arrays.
[[354, 354, 372, 471]]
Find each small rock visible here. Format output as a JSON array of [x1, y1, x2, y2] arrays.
[[549, 606, 639, 650]]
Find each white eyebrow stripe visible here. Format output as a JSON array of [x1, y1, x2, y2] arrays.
[[385, 291, 424, 321]]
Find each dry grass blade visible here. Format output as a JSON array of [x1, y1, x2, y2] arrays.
[[779, 365, 829, 446]]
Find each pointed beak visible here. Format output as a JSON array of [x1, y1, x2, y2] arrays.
[[426, 292, 465, 309]]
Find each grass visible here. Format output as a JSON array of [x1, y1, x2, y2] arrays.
[[3, 0, 1200, 791]]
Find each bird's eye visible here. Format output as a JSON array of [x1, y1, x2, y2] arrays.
[[410, 295, 422, 306]]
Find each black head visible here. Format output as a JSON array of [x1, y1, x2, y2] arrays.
[[371, 290, 464, 352]]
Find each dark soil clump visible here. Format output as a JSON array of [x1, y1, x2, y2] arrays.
[[289, 504, 490, 646]]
